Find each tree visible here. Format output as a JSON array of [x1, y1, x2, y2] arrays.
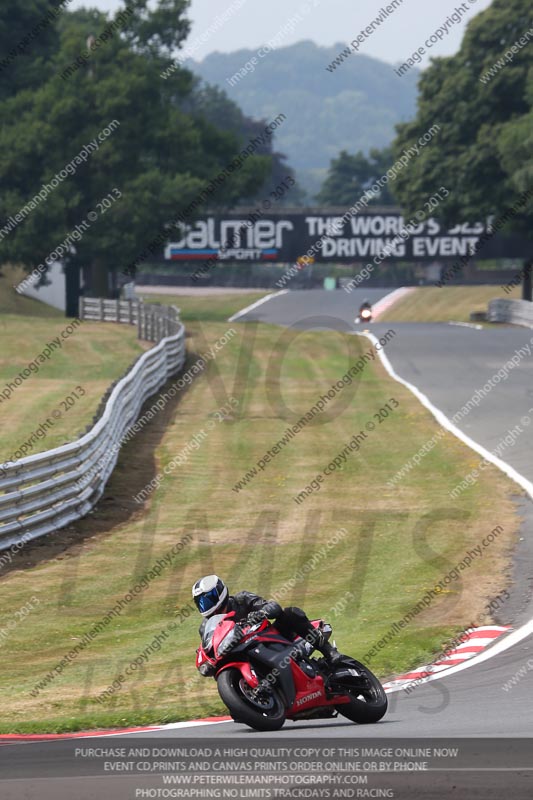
[[391, 0, 533, 236], [183, 82, 306, 206], [0, 0, 60, 101], [0, 1, 271, 311], [316, 147, 396, 206]]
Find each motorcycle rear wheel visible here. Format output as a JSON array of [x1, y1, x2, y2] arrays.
[[333, 661, 388, 724], [217, 668, 286, 731]]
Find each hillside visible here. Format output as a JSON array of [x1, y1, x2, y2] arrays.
[[188, 40, 420, 198]]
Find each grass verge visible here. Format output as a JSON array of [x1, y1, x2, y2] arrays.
[[380, 285, 521, 323], [0, 311, 520, 732], [139, 291, 267, 323], [0, 264, 62, 318], [0, 265, 146, 469]]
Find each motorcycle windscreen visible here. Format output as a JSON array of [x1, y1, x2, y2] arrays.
[[201, 614, 228, 653]]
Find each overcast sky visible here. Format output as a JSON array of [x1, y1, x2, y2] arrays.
[[70, 0, 493, 67]]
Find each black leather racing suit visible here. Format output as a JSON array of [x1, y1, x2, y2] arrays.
[[199, 591, 315, 644]]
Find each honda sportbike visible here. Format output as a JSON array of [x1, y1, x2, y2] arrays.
[[195, 611, 387, 731]]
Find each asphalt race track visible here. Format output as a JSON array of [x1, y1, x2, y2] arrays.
[[231, 287, 392, 329]]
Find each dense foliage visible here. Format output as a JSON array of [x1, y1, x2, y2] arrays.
[[391, 0, 533, 236], [316, 147, 396, 207]]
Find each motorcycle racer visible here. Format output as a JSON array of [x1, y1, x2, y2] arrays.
[[192, 574, 342, 664]]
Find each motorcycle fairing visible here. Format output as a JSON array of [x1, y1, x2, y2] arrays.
[[216, 660, 258, 688]]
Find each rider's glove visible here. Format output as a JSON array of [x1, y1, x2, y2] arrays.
[[247, 601, 282, 626], [247, 609, 268, 625]]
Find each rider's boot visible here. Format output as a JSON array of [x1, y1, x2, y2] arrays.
[[307, 627, 343, 665]]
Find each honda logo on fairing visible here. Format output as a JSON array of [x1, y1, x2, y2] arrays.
[[296, 690, 322, 706]]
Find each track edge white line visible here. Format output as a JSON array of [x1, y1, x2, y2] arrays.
[[355, 330, 533, 690], [228, 290, 289, 322]]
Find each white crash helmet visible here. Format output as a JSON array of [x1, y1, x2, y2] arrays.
[[192, 575, 229, 617]]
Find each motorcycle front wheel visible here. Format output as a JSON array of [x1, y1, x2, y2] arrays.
[[333, 660, 388, 724], [217, 668, 286, 731]]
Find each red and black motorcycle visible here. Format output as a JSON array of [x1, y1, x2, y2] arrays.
[[196, 611, 387, 731]]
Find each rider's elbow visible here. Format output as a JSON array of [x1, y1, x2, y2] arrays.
[[264, 600, 282, 619]]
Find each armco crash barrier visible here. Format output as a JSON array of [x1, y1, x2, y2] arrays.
[[0, 299, 185, 553], [488, 298, 533, 329], [79, 296, 182, 342]]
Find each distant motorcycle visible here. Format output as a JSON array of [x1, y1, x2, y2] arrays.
[[355, 303, 373, 324], [196, 611, 387, 732]]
